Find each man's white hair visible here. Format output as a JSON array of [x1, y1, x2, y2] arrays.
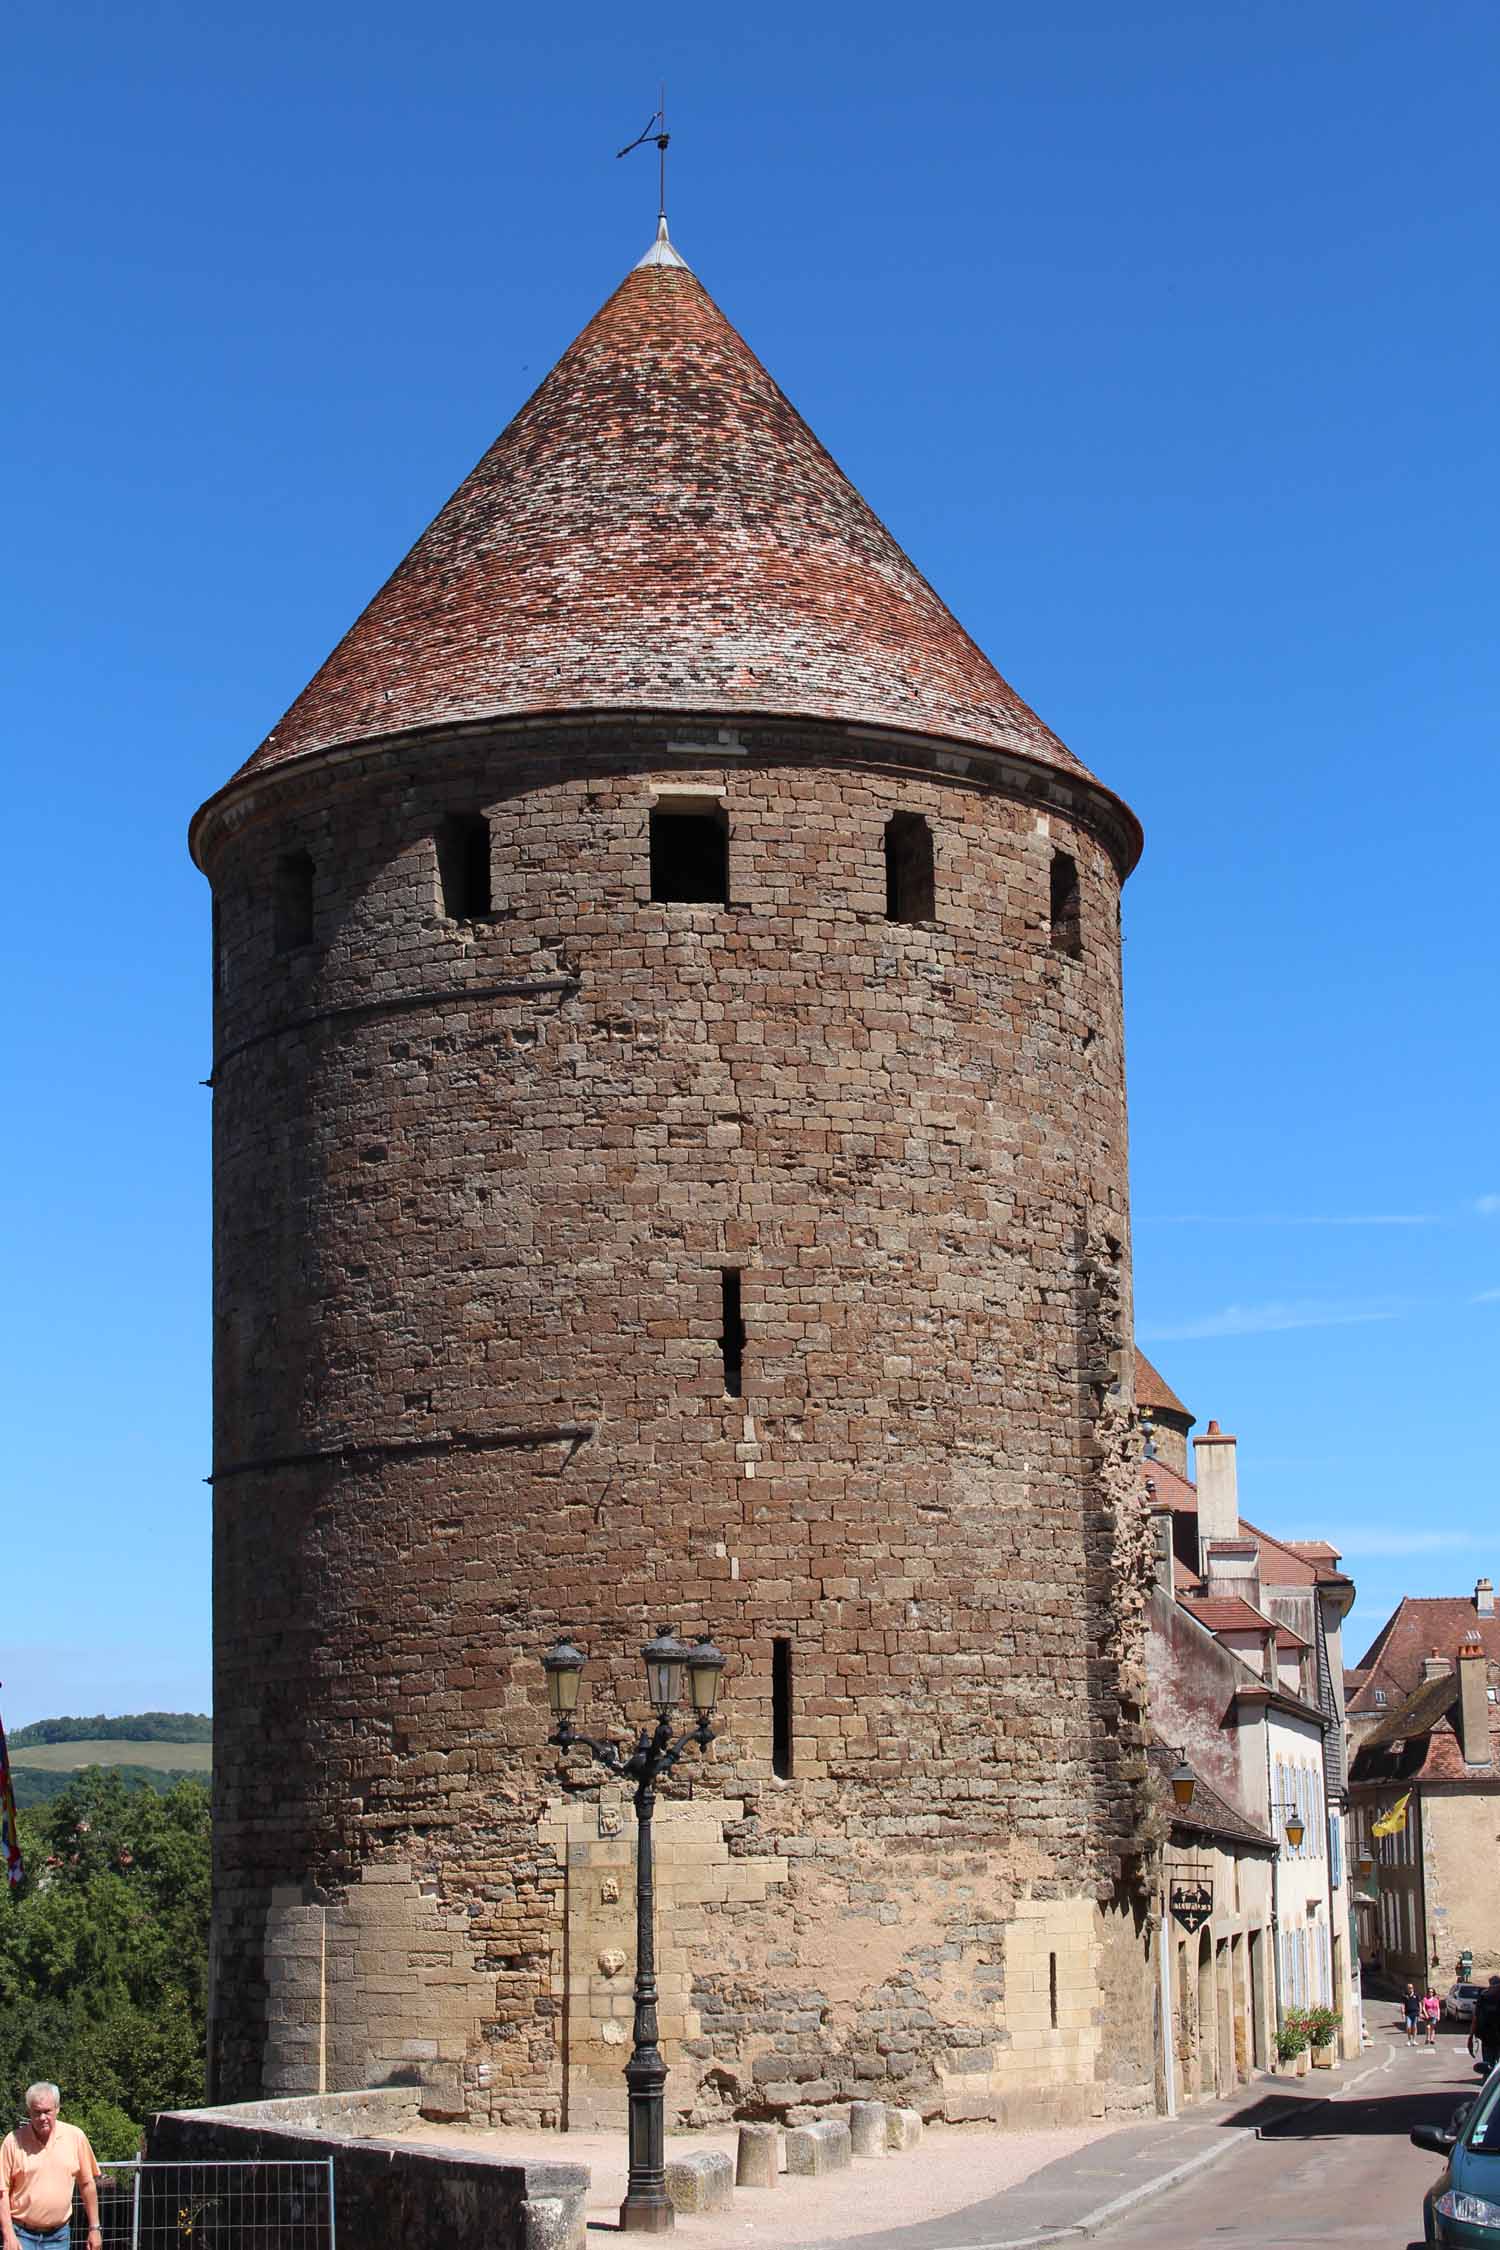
[[24, 2084, 61, 2109]]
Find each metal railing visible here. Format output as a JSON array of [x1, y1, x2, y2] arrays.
[[99, 2159, 335, 2250]]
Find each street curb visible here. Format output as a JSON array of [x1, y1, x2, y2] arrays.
[[788, 2047, 1392, 2250], [849, 2071, 1375, 2250], [840, 2105, 1303, 2250]]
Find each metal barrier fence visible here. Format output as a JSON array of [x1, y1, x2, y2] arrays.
[[99, 2160, 336, 2250]]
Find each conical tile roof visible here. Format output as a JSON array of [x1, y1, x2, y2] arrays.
[[243, 236, 1093, 783]]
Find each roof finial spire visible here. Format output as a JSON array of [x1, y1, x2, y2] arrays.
[[617, 85, 670, 228], [621, 89, 690, 271]]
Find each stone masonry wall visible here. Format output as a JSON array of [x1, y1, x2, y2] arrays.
[[199, 713, 1151, 2125]]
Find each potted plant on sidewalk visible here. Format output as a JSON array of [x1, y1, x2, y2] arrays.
[[1276, 2010, 1311, 2074], [1305, 2005, 1339, 2067]]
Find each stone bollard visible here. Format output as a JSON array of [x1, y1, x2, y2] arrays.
[[736, 2122, 780, 2188], [885, 2107, 923, 2153], [521, 2197, 588, 2250], [785, 2119, 853, 2176], [665, 2149, 735, 2215], [849, 2101, 887, 2157]]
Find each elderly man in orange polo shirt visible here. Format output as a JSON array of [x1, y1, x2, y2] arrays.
[[0, 2085, 102, 2250]]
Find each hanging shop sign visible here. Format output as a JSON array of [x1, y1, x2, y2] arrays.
[[1170, 1880, 1214, 1933]]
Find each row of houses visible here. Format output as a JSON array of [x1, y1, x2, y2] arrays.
[[1135, 1349, 1500, 2111], [1136, 1353, 1359, 2110]]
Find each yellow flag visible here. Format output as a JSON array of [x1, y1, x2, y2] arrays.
[[1371, 1791, 1412, 1838]]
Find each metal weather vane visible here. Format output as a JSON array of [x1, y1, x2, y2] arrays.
[[617, 88, 670, 225]]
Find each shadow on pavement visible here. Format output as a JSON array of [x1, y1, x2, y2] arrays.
[[1261, 2081, 1476, 2140]]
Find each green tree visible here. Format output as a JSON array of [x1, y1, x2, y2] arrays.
[[0, 1773, 209, 2158]]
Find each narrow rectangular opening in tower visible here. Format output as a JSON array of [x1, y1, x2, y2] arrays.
[[772, 1638, 794, 1779], [438, 812, 493, 919], [884, 811, 935, 922], [651, 808, 729, 904], [274, 851, 315, 953], [1049, 1951, 1059, 2029], [719, 1268, 745, 1397], [1049, 850, 1082, 957]]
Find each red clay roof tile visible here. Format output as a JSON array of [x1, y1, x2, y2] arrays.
[[239, 247, 1112, 793], [1135, 1350, 1194, 1423]]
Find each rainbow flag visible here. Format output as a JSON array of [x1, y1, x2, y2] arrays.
[[0, 1702, 22, 1889]]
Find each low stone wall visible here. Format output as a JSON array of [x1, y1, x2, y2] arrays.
[[147, 2102, 588, 2250]]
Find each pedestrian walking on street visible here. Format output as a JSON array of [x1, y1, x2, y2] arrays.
[[1470, 1974, 1500, 2075], [1421, 1987, 1441, 2047], [1403, 1983, 1421, 2046]]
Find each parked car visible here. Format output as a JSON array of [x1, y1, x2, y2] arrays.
[[1413, 2063, 1500, 2243], [1449, 1983, 1485, 2025]]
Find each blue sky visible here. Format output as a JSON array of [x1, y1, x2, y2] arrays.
[[4, 0, 1496, 1726]]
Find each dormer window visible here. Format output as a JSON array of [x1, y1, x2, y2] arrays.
[[1373, 1689, 1387, 1706]]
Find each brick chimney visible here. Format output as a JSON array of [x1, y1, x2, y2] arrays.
[[1422, 1648, 1451, 1681], [1477, 1577, 1495, 1618], [1193, 1420, 1239, 1568], [1458, 1635, 1492, 1766]]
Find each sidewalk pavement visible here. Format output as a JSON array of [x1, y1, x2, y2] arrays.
[[411, 2036, 1404, 2250], [813, 2041, 1400, 2250]]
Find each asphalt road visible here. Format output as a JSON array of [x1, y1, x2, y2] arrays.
[[1094, 2034, 1483, 2248]]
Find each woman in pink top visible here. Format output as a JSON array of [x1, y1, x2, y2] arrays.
[[1422, 1987, 1443, 2046]]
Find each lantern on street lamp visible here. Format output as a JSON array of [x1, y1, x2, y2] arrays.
[[542, 1635, 587, 1723], [1169, 1758, 1196, 1810], [642, 1626, 690, 1716]]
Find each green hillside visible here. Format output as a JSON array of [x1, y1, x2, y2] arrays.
[[9, 1711, 211, 1747], [6, 1716, 212, 1809], [12, 1738, 212, 1772]]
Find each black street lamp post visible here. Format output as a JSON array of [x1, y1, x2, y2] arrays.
[[542, 1627, 727, 2234]]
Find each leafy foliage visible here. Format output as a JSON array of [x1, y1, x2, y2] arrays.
[[0, 1773, 210, 2159], [12, 1767, 206, 1812], [9, 1714, 212, 1748]]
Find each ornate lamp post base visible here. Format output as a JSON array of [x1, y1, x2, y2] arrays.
[[620, 2039, 674, 2231]]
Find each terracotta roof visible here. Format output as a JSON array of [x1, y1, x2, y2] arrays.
[[1141, 1457, 1198, 1513], [1275, 1623, 1312, 1652], [1353, 1672, 1460, 1755], [1239, 1518, 1320, 1587], [1283, 1540, 1342, 1563], [1349, 1598, 1500, 1712], [1180, 1595, 1275, 1637], [235, 238, 1116, 798], [1350, 1669, 1500, 1786], [1135, 1351, 1194, 1424]]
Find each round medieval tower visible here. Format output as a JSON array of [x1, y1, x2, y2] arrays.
[[192, 222, 1153, 2129]]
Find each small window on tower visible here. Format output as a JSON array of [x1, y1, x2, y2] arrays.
[[772, 1639, 794, 1779], [719, 1269, 745, 1398], [1049, 850, 1082, 958], [650, 805, 729, 905], [437, 812, 493, 920], [274, 851, 315, 953], [884, 812, 935, 923]]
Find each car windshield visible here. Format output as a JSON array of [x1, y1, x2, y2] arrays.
[[1466, 2074, 1500, 2151], [1458, 1984, 1482, 1998]]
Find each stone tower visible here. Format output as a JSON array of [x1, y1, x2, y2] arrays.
[[193, 223, 1154, 2128]]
